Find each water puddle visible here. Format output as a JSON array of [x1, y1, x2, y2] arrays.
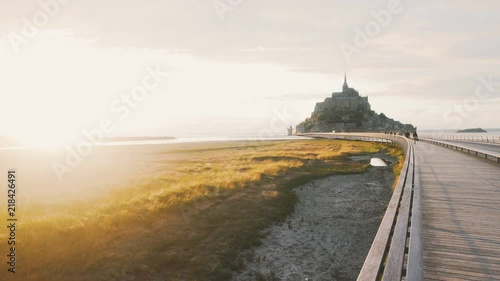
[[349, 155, 391, 167], [370, 157, 389, 167]]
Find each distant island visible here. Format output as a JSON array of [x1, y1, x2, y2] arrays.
[[456, 128, 487, 133], [295, 74, 415, 134]]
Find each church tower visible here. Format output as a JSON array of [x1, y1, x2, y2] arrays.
[[342, 72, 349, 92]]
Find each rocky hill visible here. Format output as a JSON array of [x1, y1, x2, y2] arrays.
[[296, 75, 415, 133]]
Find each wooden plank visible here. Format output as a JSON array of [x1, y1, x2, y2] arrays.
[[424, 267, 499, 280], [422, 244, 500, 255], [423, 257, 500, 274], [423, 237, 500, 248], [423, 230, 500, 242], [424, 227, 500, 237], [424, 249, 500, 263]]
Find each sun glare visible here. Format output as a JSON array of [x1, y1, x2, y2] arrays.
[[12, 130, 70, 150]]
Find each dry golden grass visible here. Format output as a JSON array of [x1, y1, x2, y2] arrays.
[[0, 139, 403, 281]]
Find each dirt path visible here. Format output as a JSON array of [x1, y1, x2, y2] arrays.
[[233, 167, 394, 281]]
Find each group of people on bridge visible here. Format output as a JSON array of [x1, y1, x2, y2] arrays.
[[385, 131, 419, 143]]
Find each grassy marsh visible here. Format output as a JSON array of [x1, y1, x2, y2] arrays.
[[1, 139, 403, 281]]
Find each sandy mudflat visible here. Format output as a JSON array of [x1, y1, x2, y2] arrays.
[[233, 167, 394, 281]]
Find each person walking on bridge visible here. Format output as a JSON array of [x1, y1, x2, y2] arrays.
[[413, 131, 419, 143]]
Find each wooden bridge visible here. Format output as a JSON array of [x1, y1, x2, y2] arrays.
[[303, 133, 500, 280]]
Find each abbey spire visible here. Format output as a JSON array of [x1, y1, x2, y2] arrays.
[[342, 72, 349, 92]]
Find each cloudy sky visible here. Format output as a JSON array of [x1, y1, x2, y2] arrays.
[[1, 0, 499, 145]]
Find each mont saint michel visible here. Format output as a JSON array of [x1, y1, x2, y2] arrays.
[[296, 74, 415, 133]]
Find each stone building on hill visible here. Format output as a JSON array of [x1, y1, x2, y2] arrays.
[[314, 73, 370, 113], [296, 74, 415, 133]]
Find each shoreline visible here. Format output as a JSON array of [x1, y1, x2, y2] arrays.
[[0, 135, 311, 151]]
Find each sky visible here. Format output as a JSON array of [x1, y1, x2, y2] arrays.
[[1, 0, 499, 146]]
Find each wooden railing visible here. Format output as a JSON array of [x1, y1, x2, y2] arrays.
[[420, 134, 500, 144], [420, 138, 500, 163], [301, 133, 422, 280], [356, 137, 421, 281]]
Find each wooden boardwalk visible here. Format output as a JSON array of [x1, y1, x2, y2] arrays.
[[415, 141, 500, 280]]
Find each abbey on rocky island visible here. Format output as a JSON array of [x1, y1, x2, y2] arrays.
[[296, 74, 415, 133]]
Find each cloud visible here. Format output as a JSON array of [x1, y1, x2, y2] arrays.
[[3, 0, 499, 75], [1, 0, 499, 132], [263, 93, 330, 102]]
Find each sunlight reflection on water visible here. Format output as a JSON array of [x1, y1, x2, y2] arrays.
[[370, 158, 388, 167]]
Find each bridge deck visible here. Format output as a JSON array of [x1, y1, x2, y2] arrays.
[[415, 141, 500, 280]]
